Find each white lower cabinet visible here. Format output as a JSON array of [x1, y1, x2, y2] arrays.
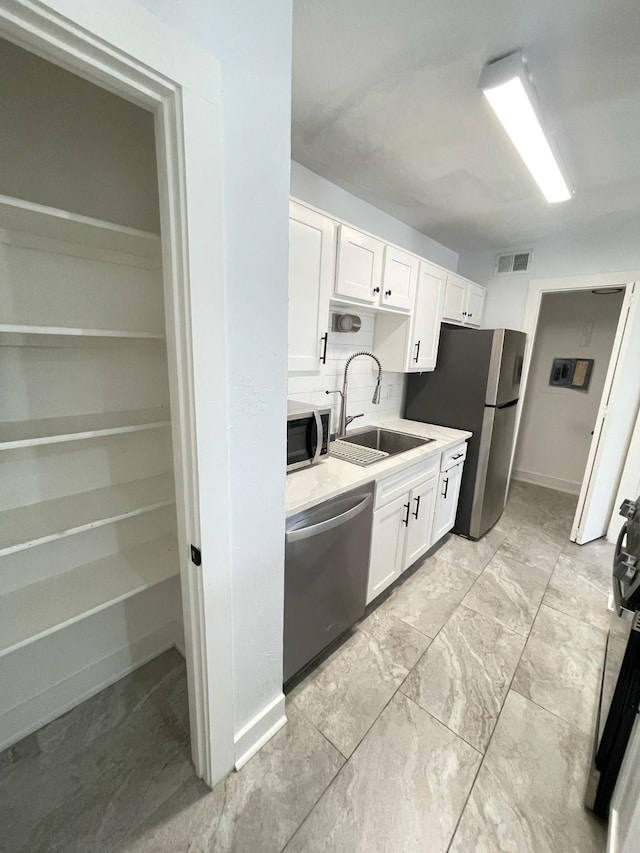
[[403, 474, 438, 568], [432, 462, 464, 543], [367, 494, 409, 603], [367, 460, 439, 604], [366, 449, 467, 605]]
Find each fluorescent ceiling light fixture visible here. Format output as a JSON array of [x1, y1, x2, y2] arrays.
[[479, 52, 573, 203]]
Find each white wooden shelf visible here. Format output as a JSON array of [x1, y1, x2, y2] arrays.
[[0, 474, 175, 556], [0, 194, 160, 259], [0, 408, 171, 450], [0, 536, 179, 657], [0, 325, 164, 346]]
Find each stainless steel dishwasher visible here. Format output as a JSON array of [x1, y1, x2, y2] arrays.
[[283, 483, 374, 683]]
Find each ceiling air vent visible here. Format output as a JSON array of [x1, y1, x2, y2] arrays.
[[495, 250, 532, 275]]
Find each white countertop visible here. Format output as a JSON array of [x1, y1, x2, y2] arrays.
[[286, 417, 471, 517]]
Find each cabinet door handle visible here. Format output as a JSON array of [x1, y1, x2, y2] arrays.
[[385, 290, 392, 296], [468, 313, 473, 318], [441, 478, 449, 499], [402, 502, 410, 527], [320, 332, 328, 364], [373, 286, 380, 294], [452, 453, 463, 460], [412, 495, 421, 519], [462, 311, 467, 316], [414, 340, 421, 362]]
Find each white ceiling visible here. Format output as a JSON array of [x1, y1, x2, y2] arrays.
[[292, 0, 640, 253]]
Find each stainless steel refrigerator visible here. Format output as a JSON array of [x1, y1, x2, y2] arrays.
[[405, 326, 526, 540]]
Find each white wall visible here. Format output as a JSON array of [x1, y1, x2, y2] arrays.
[[513, 290, 624, 494], [288, 311, 405, 430], [458, 215, 640, 330], [0, 38, 159, 232], [291, 161, 459, 270], [135, 0, 291, 747]]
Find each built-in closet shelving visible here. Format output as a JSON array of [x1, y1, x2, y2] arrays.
[[0, 193, 161, 259], [0, 473, 175, 557], [0, 408, 171, 450], [0, 194, 182, 748], [0, 536, 178, 657]]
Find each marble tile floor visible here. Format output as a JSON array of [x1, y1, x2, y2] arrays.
[[0, 481, 613, 852]]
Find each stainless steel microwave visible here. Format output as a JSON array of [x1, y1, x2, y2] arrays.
[[287, 400, 331, 472]]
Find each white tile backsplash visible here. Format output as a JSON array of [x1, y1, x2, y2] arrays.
[[288, 309, 406, 434]]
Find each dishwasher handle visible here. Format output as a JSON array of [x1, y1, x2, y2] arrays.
[[286, 494, 373, 544]]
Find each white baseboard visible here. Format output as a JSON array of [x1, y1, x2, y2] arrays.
[[0, 625, 176, 752], [233, 692, 287, 771], [169, 618, 186, 658], [512, 468, 582, 495]]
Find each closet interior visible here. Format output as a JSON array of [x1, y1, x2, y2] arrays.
[[0, 39, 184, 750]]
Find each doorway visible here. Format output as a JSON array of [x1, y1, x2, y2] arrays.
[[0, 0, 233, 789], [513, 288, 625, 495], [514, 274, 640, 546], [0, 30, 192, 771]]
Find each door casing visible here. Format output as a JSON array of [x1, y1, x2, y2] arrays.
[[0, 0, 235, 787], [514, 272, 640, 545]]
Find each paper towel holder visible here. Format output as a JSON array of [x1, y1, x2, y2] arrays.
[[331, 313, 361, 333]]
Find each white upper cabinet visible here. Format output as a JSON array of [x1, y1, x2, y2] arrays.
[[288, 202, 336, 372], [380, 246, 418, 311], [465, 283, 485, 327], [373, 259, 444, 373], [443, 273, 485, 327], [334, 224, 384, 305], [287, 198, 486, 374], [410, 262, 445, 371], [442, 273, 468, 324]]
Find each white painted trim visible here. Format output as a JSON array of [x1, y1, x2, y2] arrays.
[[511, 468, 582, 495], [3, 0, 220, 101], [511, 271, 640, 537], [0, 0, 234, 787], [234, 694, 287, 771], [608, 411, 640, 543], [0, 625, 175, 753], [571, 283, 639, 543]]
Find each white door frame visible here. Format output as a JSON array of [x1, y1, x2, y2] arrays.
[[0, 0, 235, 786], [608, 412, 640, 542], [513, 270, 640, 542]]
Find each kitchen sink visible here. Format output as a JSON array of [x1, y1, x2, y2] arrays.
[[342, 427, 433, 456]]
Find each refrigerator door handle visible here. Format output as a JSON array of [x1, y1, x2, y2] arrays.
[[514, 354, 524, 385]]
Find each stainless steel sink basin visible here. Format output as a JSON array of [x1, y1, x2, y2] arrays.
[[341, 427, 433, 457]]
